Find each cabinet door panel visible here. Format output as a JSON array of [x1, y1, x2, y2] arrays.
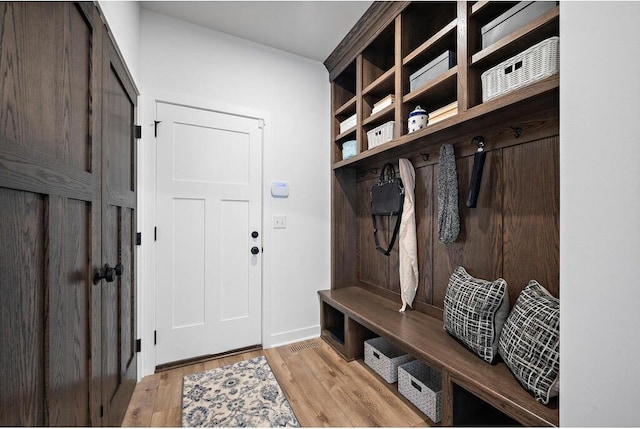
[[0, 2, 99, 426], [101, 36, 137, 427]]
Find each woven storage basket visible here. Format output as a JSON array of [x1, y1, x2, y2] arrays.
[[481, 36, 559, 102], [398, 360, 443, 423], [364, 337, 412, 383], [367, 121, 395, 149]]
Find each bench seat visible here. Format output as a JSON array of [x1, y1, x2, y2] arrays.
[[319, 287, 559, 427]]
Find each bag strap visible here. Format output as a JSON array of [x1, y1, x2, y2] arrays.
[[379, 163, 396, 182], [372, 205, 403, 256]]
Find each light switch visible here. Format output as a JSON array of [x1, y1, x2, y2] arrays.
[[273, 216, 286, 229]]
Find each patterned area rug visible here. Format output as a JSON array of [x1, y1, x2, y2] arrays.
[[182, 356, 300, 427]]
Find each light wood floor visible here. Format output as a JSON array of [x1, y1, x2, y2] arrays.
[[123, 338, 430, 427]]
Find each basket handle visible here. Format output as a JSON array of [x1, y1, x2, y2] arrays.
[[373, 351, 380, 359], [411, 379, 422, 392]]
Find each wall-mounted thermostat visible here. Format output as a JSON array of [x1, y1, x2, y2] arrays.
[[271, 181, 289, 197]]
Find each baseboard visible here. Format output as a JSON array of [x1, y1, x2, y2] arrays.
[[267, 325, 320, 349]]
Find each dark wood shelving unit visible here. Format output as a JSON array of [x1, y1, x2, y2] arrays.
[[323, 2, 560, 426]]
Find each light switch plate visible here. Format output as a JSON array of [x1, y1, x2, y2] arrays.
[[273, 216, 286, 229]]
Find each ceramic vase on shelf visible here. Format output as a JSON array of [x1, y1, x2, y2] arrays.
[[408, 105, 428, 133]]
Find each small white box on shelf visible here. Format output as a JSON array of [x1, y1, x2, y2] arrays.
[[364, 337, 412, 383], [481, 36, 559, 102], [398, 360, 443, 423], [367, 121, 395, 149], [371, 94, 395, 115], [339, 113, 357, 134]]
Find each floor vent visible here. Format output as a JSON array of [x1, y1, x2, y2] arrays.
[[290, 341, 321, 353]]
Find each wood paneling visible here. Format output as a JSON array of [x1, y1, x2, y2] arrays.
[[414, 165, 434, 305], [354, 135, 556, 311], [101, 35, 137, 426], [432, 150, 503, 307], [0, 189, 45, 426], [47, 197, 91, 426], [503, 137, 560, 299], [0, 3, 136, 426], [357, 176, 389, 287], [0, 3, 91, 171]]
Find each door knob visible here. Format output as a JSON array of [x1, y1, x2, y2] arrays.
[[93, 263, 116, 284], [251, 246, 260, 255]]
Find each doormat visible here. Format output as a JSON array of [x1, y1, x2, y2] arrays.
[[182, 356, 300, 427]]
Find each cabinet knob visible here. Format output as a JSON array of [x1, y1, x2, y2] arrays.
[[93, 263, 116, 284], [251, 231, 259, 238], [251, 246, 260, 255]]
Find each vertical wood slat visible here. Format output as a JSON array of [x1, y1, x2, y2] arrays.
[[394, 14, 403, 140], [414, 165, 434, 305], [502, 137, 559, 300], [332, 168, 358, 288], [432, 150, 503, 308], [355, 54, 364, 152], [47, 196, 92, 426], [0, 189, 46, 426]]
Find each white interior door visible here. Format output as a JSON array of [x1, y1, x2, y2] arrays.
[[155, 102, 262, 365]]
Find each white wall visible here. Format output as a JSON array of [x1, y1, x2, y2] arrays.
[[98, 1, 140, 86], [560, 1, 640, 426], [138, 9, 330, 376]]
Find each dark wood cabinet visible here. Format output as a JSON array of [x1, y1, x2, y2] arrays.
[[323, 1, 559, 426], [0, 2, 137, 426]]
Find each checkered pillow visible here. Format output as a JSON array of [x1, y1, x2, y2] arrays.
[[498, 280, 560, 404], [443, 266, 509, 363]]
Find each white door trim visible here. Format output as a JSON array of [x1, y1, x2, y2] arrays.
[[138, 90, 273, 377]]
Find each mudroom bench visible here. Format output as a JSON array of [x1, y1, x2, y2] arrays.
[[319, 287, 559, 427]]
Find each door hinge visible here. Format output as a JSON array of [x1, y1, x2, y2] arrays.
[[154, 227, 157, 241], [135, 125, 142, 139], [154, 330, 157, 345], [136, 232, 142, 246], [154, 120, 161, 137], [136, 338, 141, 353], [99, 405, 104, 418], [258, 118, 265, 129]]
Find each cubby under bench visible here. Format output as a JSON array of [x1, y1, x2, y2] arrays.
[[319, 287, 558, 427]]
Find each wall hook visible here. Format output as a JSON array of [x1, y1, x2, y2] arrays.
[[420, 153, 429, 161], [511, 126, 523, 138], [471, 136, 485, 152]]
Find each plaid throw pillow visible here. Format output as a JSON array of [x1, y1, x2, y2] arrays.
[[443, 267, 509, 363], [498, 280, 560, 404]]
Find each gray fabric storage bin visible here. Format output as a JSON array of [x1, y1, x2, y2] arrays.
[[364, 337, 412, 383], [409, 51, 456, 93], [398, 360, 443, 423], [481, 1, 557, 49]]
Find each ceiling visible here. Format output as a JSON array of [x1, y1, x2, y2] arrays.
[[141, 1, 373, 63]]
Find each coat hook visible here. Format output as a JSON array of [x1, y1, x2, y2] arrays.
[[511, 126, 523, 138], [420, 153, 429, 161], [471, 136, 485, 151]]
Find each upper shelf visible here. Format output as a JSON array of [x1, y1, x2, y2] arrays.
[[471, 6, 560, 68], [332, 73, 559, 170]]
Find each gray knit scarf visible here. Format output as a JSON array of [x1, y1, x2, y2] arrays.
[[437, 144, 460, 244]]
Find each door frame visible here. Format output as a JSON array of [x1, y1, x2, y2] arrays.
[[138, 91, 272, 376]]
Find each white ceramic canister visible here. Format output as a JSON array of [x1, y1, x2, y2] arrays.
[[408, 105, 428, 133]]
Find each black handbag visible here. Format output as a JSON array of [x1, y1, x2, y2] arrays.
[[371, 163, 404, 255]]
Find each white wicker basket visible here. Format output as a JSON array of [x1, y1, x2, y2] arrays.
[[398, 360, 443, 423], [364, 337, 412, 383], [367, 121, 395, 149], [481, 36, 559, 102]]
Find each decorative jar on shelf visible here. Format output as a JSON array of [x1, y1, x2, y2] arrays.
[[408, 105, 428, 133]]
